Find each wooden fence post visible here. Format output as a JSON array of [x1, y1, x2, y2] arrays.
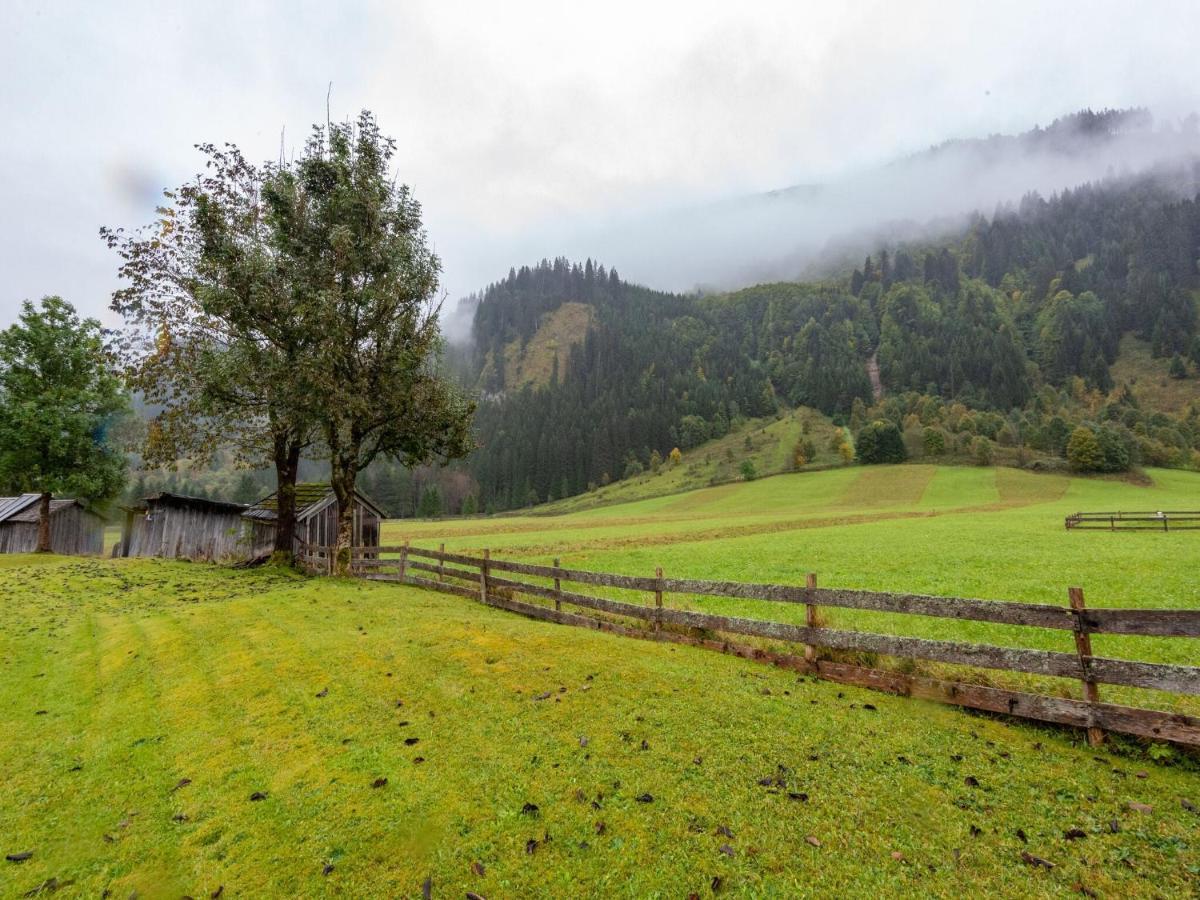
[[654, 566, 664, 636], [438, 543, 445, 582], [553, 557, 561, 612], [399, 540, 409, 583], [804, 572, 818, 669], [480, 549, 490, 605], [1069, 586, 1105, 747]]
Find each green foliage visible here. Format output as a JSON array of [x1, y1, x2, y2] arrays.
[[1066, 426, 1104, 472], [460, 494, 478, 516], [0, 298, 128, 518], [739, 459, 757, 481], [271, 111, 475, 562], [417, 485, 442, 519], [922, 427, 946, 456], [1169, 353, 1188, 379], [855, 421, 907, 464]]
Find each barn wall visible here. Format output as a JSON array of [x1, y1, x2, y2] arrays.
[[124, 503, 254, 562], [0, 509, 104, 555]]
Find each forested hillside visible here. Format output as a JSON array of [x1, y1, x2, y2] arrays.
[[455, 152, 1200, 512]]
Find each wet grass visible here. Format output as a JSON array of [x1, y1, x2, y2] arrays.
[[1, 556, 1198, 897]]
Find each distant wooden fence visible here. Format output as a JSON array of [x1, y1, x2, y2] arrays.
[[294, 540, 1200, 748], [1066, 510, 1200, 531]]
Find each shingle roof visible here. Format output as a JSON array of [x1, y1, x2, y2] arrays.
[[245, 483, 386, 522], [0, 494, 40, 523], [0, 494, 96, 523], [135, 492, 250, 514]]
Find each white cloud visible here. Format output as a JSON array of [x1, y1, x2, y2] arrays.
[[1, 0, 1198, 325]]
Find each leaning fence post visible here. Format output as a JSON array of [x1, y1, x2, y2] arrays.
[[398, 540, 409, 583], [553, 557, 562, 612], [479, 549, 490, 605], [438, 543, 446, 582], [654, 566, 664, 636], [1068, 586, 1105, 747], [804, 573, 819, 669]]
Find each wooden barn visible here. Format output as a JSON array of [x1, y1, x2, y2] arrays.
[[0, 494, 105, 555], [119, 493, 272, 562], [245, 483, 384, 550]]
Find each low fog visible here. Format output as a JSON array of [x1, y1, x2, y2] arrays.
[[442, 111, 1200, 342]]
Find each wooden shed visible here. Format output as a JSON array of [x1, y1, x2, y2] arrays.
[[119, 493, 271, 562], [244, 483, 384, 550], [0, 494, 105, 555]]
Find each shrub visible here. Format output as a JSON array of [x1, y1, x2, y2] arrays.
[[739, 459, 758, 481], [855, 421, 907, 464], [1066, 426, 1104, 472], [922, 426, 946, 456]]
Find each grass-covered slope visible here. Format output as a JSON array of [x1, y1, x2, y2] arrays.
[[1, 555, 1197, 897], [387, 465, 1200, 710]]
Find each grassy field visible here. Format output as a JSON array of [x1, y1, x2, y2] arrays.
[[2, 554, 1198, 897], [385, 465, 1200, 710]]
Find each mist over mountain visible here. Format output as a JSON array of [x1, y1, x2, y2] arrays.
[[426, 108, 1200, 513], [445, 107, 1200, 331]]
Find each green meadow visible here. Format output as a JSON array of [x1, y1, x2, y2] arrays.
[[1, 552, 1198, 897], [386, 465, 1200, 710]]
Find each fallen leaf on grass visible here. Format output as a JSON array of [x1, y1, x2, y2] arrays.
[[718, 844, 735, 857], [471, 861, 485, 877], [716, 825, 734, 839], [413, 757, 425, 764], [788, 792, 808, 802], [171, 778, 191, 792], [404, 737, 420, 746], [1020, 851, 1054, 869], [595, 822, 606, 835], [1063, 828, 1087, 841], [315, 687, 328, 698], [249, 791, 268, 802], [635, 793, 653, 803], [521, 803, 539, 816], [525, 839, 539, 855], [891, 851, 905, 862], [1015, 829, 1027, 844], [806, 836, 822, 848], [6, 851, 32, 862], [211, 887, 224, 898], [1126, 802, 1153, 814], [466, 893, 487, 900], [1182, 798, 1197, 814], [533, 691, 552, 701], [711, 875, 723, 893], [372, 777, 388, 789], [964, 776, 980, 788], [422, 876, 431, 900]]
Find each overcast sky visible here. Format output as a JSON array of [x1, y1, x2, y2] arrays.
[[2, 0, 1198, 328]]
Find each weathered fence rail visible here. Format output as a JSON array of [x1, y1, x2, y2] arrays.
[[1066, 510, 1200, 531], [295, 540, 1200, 747]]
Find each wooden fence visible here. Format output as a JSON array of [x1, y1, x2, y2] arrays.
[[1065, 510, 1200, 531], [295, 540, 1200, 748]]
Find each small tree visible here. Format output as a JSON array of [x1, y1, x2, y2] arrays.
[[922, 427, 946, 456], [649, 449, 663, 473], [1066, 426, 1104, 472], [855, 421, 907, 464], [739, 459, 757, 481], [0, 298, 128, 551], [417, 485, 442, 518], [1169, 353, 1188, 380], [669, 447, 682, 466], [460, 494, 478, 516]]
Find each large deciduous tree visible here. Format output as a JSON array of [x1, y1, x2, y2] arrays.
[[0, 298, 128, 551], [270, 111, 474, 573], [102, 144, 318, 557]]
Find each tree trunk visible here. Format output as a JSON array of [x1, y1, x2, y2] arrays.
[[36, 492, 52, 553], [330, 461, 358, 577], [272, 434, 302, 559]]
